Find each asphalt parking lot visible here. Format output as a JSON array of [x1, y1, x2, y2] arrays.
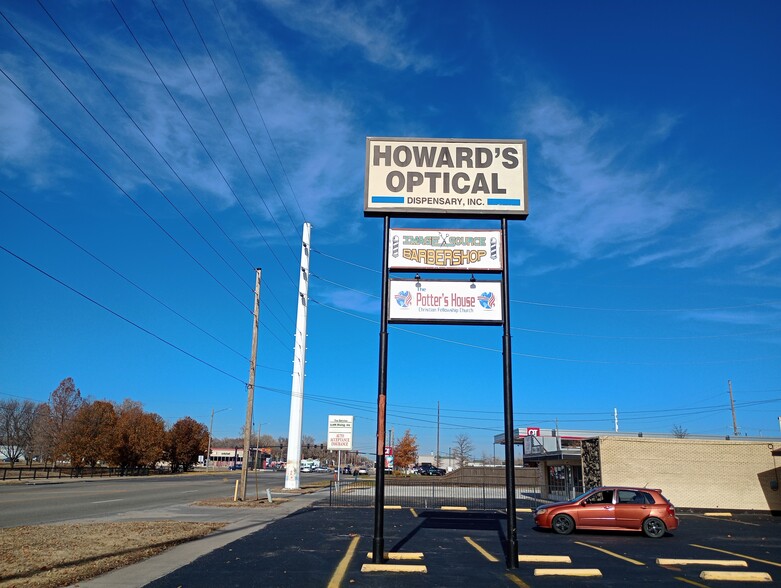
[[145, 506, 780, 587]]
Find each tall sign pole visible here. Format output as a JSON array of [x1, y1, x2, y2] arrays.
[[372, 215, 390, 564], [239, 268, 262, 500], [501, 218, 518, 567], [285, 223, 312, 490]]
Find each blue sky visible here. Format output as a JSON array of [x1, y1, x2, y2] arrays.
[[2, 0, 780, 460]]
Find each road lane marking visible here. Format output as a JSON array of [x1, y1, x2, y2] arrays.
[[505, 573, 531, 587], [575, 541, 644, 566], [700, 571, 772, 582], [534, 569, 602, 577], [181, 490, 199, 494], [464, 536, 499, 562], [327, 534, 360, 588], [691, 544, 781, 568], [91, 499, 124, 504], [658, 559, 747, 567], [519, 555, 572, 563]]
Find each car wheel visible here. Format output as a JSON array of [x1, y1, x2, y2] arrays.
[[551, 514, 575, 535], [642, 516, 666, 538]]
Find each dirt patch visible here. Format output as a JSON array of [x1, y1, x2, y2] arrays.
[[193, 496, 289, 507], [0, 521, 224, 588]]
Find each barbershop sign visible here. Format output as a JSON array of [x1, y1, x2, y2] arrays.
[[364, 137, 528, 219], [389, 228, 502, 272]]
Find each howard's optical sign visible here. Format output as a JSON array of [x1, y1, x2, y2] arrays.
[[389, 279, 503, 324], [327, 415, 354, 451], [389, 228, 503, 272], [365, 137, 528, 219]]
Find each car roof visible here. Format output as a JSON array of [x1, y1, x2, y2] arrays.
[[594, 486, 662, 493]]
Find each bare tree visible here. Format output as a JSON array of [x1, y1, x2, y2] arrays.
[[671, 424, 689, 438], [452, 433, 474, 469], [0, 399, 38, 466]]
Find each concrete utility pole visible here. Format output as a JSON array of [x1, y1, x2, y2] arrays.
[[728, 379, 739, 436], [285, 223, 311, 490], [239, 268, 262, 500], [614, 408, 619, 432]]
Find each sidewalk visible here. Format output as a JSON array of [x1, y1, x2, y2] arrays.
[[72, 488, 329, 588]]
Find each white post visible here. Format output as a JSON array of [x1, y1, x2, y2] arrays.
[[285, 223, 311, 490]]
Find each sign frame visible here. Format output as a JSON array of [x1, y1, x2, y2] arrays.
[[388, 278, 503, 325], [364, 137, 528, 219], [327, 415, 354, 451], [388, 228, 503, 273]]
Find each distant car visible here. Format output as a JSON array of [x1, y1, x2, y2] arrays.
[[228, 464, 242, 471], [342, 466, 352, 475], [314, 466, 329, 473], [534, 486, 679, 538], [417, 464, 445, 476], [357, 467, 368, 475], [301, 465, 312, 472]]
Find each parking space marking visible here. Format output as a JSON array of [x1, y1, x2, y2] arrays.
[[519, 555, 572, 563], [505, 572, 531, 587], [361, 563, 428, 573], [464, 536, 499, 563], [516, 508, 532, 513], [691, 544, 781, 568], [534, 568, 602, 577], [384, 505, 402, 510], [366, 552, 424, 561], [674, 576, 710, 587], [410, 508, 418, 517], [327, 534, 360, 588], [575, 541, 645, 566], [703, 512, 733, 517], [658, 558, 748, 567], [685, 514, 759, 526], [699, 571, 773, 582], [441, 506, 467, 511]]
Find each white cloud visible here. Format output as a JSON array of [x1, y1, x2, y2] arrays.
[[258, 0, 436, 72], [520, 91, 693, 262]]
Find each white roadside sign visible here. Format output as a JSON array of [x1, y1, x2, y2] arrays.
[[327, 415, 354, 451], [388, 279, 503, 324], [389, 228, 503, 272], [365, 137, 528, 219]]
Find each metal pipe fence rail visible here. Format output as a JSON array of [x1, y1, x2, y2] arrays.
[[326, 479, 546, 511], [0, 466, 155, 481]]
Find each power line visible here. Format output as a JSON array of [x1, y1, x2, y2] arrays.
[[0, 243, 247, 385], [1, 187, 252, 360], [0, 63, 252, 314], [110, 1, 299, 313]]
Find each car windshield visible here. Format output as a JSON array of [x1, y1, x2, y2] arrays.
[[569, 490, 593, 503]]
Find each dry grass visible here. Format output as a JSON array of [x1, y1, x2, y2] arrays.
[[0, 521, 224, 588]]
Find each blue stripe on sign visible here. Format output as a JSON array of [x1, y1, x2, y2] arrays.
[[487, 198, 521, 206], [372, 196, 405, 204]]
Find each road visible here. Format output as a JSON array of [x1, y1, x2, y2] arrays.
[[0, 470, 330, 527]]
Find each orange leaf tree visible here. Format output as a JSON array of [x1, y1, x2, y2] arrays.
[[166, 416, 209, 472], [393, 429, 418, 471]]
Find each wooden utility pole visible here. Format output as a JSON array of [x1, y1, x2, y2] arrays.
[[239, 268, 262, 500], [728, 379, 739, 436]]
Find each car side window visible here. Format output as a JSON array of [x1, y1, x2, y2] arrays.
[[585, 490, 614, 504], [640, 491, 656, 504], [617, 490, 639, 504]]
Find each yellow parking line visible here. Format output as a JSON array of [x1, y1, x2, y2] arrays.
[[534, 568, 602, 577], [327, 534, 360, 588], [361, 563, 428, 573], [505, 573, 531, 587], [674, 576, 710, 587], [691, 544, 781, 568], [519, 554, 572, 563], [516, 508, 532, 512], [658, 558, 747, 567], [384, 505, 402, 510], [703, 512, 732, 517], [441, 506, 467, 511], [464, 536, 499, 563], [575, 541, 645, 566], [700, 571, 773, 582], [366, 552, 424, 561], [410, 508, 418, 518]]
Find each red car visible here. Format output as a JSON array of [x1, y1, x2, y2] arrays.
[[534, 486, 679, 538]]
